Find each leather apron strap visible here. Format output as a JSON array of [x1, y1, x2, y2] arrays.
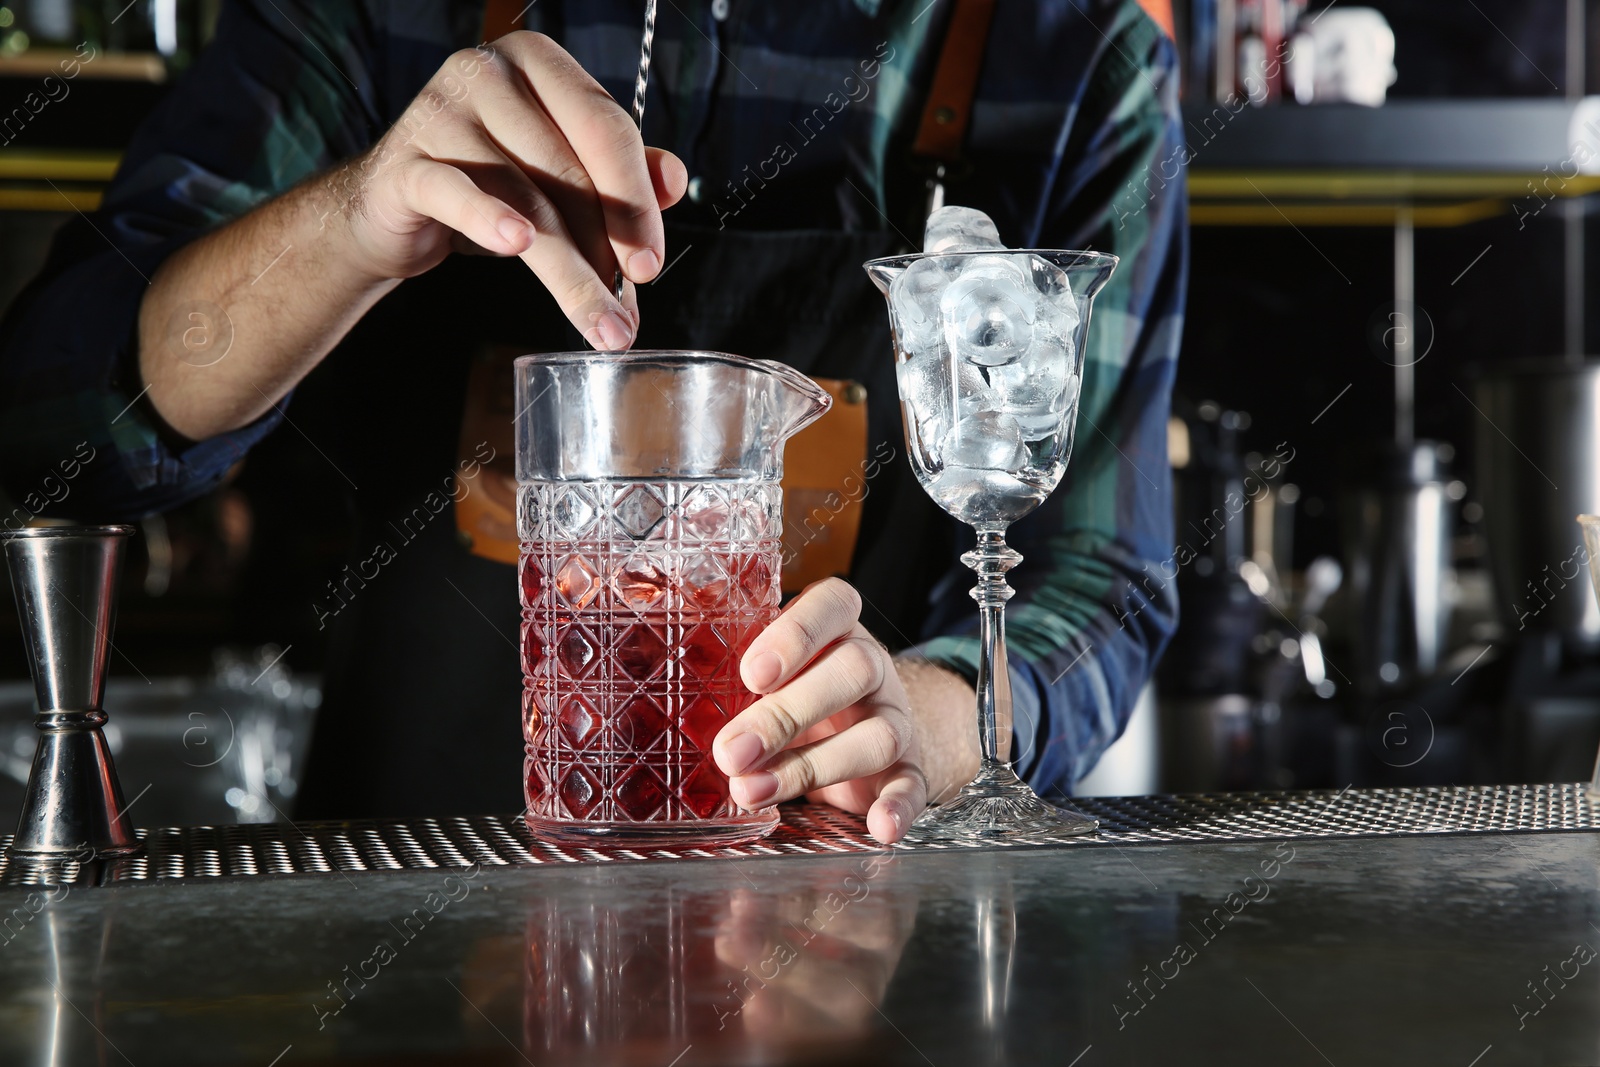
[[910, 0, 997, 164], [453, 345, 521, 564]]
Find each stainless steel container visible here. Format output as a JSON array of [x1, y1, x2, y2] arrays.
[[1343, 442, 1457, 694], [0, 525, 142, 864], [1474, 361, 1600, 643]]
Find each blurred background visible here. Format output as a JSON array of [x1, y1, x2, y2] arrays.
[[2, 0, 1599, 820]]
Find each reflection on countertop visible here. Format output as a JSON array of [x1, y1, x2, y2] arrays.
[[2, 829, 1600, 1065]]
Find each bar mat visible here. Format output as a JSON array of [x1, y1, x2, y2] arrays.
[[2, 783, 1593, 886]]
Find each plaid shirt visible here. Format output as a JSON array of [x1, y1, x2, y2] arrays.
[[0, 0, 1185, 794]]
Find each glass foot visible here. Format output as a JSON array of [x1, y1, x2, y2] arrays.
[[907, 762, 1098, 844]]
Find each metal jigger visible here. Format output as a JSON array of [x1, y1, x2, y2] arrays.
[[1, 525, 141, 861]]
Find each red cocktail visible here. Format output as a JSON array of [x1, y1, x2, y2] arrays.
[[520, 480, 782, 846]]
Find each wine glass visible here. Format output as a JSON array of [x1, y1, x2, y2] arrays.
[[864, 249, 1118, 842]]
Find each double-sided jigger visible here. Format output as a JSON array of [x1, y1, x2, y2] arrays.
[[0, 525, 142, 867]]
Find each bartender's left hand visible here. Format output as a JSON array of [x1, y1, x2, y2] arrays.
[[713, 578, 980, 844]]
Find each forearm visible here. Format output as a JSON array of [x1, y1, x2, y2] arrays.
[[136, 166, 398, 442], [894, 655, 979, 803]]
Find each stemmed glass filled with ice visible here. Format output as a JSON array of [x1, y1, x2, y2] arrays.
[[865, 207, 1117, 842]]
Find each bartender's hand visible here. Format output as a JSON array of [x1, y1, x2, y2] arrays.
[[138, 31, 686, 441], [713, 579, 981, 844], [338, 32, 686, 348]]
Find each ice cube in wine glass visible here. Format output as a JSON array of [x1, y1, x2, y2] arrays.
[[895, 345, 945, 406], [1030, 254, 1082, 340], [943, 409, 1028, 471], [923, 205, 1004, 254], [988, 348, 1078, 441], [888, 257, 950, 355], [941, 269, 1036, 369]]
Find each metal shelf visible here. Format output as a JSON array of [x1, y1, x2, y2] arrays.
[[0, 49, 166, 82], [1186, 98, 1600, 227], [0, 149, 120, 212]]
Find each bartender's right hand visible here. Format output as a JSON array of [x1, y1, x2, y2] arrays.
[[713, 579, 982, 844], [336, 32, 687, 351]]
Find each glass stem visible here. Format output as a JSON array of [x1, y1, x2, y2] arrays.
[[963, 527, 1022, 770]]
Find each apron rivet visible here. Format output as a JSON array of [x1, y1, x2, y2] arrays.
[[844, 382, 867, 405]]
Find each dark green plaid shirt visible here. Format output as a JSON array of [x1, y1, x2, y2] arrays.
[[0, 0, 1185, 792]]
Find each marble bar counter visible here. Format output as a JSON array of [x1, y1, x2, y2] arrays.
[[1, 786, 1597, 1066]]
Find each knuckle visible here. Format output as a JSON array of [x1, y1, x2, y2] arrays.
[[788, 609, 834, 658], [786, 748, 821, 793], [886, 711, 916, 761], [503, 32, 592, 85], [863, 718, 903, 768], [584, 105, 644, 154], [410, 86, 455, 121], [552, 274, 603, 318], [756, 697, 804, 744], [822, 578, 863, 620], [614, 194, 656, 226], [835, 637, 885, 693], [465, 42, 511, 78], [447, 47, 486, 75], [521, 193, 564, 237], [546, 158, 595, 195]]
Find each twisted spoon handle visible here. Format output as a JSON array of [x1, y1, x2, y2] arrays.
[[630, 0, 658, 128], [614, 0, 659, 305]]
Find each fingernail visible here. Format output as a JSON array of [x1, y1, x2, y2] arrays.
[[586, 310, 632, 352], [497, 217, 531, 248], [718, 731, 764, 776], [627, 247, 661, 281], [733, 771, 778, 808], [743, 651, 783, 692]]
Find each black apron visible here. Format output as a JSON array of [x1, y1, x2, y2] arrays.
[[294, 221, 968, 819]]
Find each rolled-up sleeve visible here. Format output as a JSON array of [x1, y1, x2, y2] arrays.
[[916, 6, 1185, 793], [0, 0, 378, 519]]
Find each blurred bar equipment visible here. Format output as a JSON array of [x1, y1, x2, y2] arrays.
[[1474, 362, 1600, 646], [0, 526, 141, 864], [1158, 401, 1342, 790], [1343, 441, 1459, 698], [1473, 364, 1600, 781], [1158, 403, 1267, 790], [1576, 514, 1600, 785]]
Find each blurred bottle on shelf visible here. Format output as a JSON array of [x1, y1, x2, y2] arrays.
[[1, 0, 220, 70], [1235, 0, 1286, 104], [1203, 0, 1396, 106]]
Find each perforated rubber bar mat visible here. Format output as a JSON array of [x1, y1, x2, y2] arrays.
[[2, 784, 1595, 886]]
